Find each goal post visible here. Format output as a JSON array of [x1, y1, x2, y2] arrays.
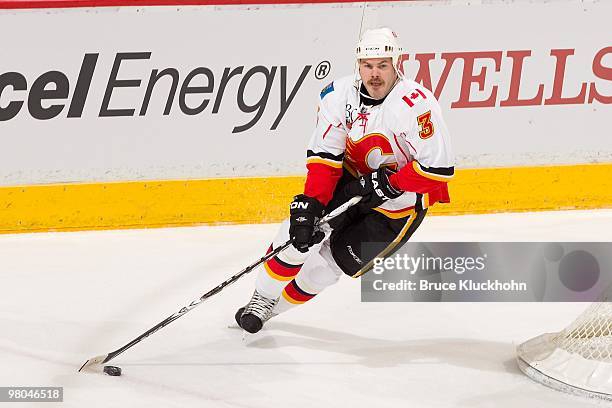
[[517, 299, 612, 401]]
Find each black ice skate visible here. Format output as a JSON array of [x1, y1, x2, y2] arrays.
[[235, 290, 279, 334]]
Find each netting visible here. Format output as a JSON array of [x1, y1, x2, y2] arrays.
[[517, 287, 612, 401], [552, 301, 612, 362]]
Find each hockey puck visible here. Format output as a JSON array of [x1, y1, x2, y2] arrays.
[[103, 365, 122, 376]]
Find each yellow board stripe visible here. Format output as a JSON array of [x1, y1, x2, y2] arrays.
[[0, 163, 611, 234], [0, 177, 304, 234], [439, 163, 612, 215]]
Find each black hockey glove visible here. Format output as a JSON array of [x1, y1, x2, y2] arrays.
[[344, 167, 403, 208], [289, 194, 326, 253]]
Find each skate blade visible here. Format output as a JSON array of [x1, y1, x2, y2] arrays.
[[241, 329, 267, 343], [242, 330, 253, 342]]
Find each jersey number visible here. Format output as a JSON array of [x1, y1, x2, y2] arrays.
[[417, 111, 435, 139]]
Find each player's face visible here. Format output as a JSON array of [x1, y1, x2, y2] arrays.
[[359, 57, 397, 100]]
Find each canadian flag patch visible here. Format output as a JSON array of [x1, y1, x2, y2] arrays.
[[402, 88, 427, 108]]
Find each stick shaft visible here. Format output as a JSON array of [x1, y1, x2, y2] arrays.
[[98, 197, 360, 364]]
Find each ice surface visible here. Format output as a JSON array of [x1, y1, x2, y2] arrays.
[[1, 209, 612, 407]]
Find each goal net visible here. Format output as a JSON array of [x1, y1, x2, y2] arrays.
[[517, 296, 612, 401]]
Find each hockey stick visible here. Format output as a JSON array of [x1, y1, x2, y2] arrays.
[[78, 196, 361, 372]]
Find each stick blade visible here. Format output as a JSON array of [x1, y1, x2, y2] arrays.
[[78, 354, 108, 372]]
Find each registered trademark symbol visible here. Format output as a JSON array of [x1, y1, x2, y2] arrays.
[[315, 61, 331, 80]]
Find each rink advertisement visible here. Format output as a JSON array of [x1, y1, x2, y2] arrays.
[[0, 0, 611, 231], [1, 1, 610, 185], [360, 243, 612, 302]]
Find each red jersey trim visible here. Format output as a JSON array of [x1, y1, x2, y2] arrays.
[[304, 162, 343, 206]]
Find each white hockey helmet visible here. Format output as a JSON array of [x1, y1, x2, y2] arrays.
[[355, 27, 404, 74]]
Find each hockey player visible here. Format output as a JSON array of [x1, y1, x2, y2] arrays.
[[236, 27, 454, 333]]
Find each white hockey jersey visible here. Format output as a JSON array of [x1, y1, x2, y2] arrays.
[[304, 75, 454, 218]]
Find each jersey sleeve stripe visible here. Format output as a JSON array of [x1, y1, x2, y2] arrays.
[[307, 149, 344, 161], [306, 157, 343, 169], [412, 161, 455, 181]]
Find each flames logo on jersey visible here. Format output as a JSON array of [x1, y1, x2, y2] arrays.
[[345, 133, 398, 176]]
